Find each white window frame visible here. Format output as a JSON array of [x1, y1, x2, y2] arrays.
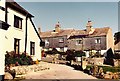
[[59, 38, 64, 43], [45, 39, 49, 47], [95, 38, 101, 44], [76, 39, 82, 45]]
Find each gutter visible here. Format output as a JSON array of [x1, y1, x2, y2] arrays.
[[24, 14, 28, 55]]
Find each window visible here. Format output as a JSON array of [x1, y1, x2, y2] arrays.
[[30, 42, 35, 55], [14, 15, 22, 29], [95, 38, 101, 44], [14, 38, 20, 54], [45, 39, 49, 47], [76, 40, 82, 45], [59, 38, 64, 43]]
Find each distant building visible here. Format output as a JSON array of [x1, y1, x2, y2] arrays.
[[40, 22, 74, 52], [68, 21, 114, 55], [40, 21, 114, 54]]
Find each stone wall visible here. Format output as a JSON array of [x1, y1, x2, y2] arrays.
[[88, 57, 104, 65], [113, 59, 120, 67], [11, 64, 49, 75]]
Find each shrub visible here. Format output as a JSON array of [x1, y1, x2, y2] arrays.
[[86, 65, 120, 73], [59, 52, 66, 55], [52, 48, 59, 54], [74, 50, 86, 57], [45, 48, 59, 55], [66, 50, 75, 61], [5, 51, 33, 66], [114, 53, 120, 59]]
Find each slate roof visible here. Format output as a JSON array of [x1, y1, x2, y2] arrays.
[[69, 27, 110, 39], [40, 27, 110, 39], [40, 29, 75, 38]]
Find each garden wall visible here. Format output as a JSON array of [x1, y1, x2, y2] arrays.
[[88, 57, 104, 65], [113, 59, 120, 67]]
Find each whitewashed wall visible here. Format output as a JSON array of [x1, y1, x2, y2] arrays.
[[0, 0, 6, 76], [6, 7, 42, 60], [0, 1, 42, 76]]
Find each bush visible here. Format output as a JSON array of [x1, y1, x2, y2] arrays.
[[66, 50, 75, 61], [45, 48, 59, 55], [86, 65, 120, 73], [5, 51, 33, 66], [74, 50, 86, 57], [114, 53, 120, 59]]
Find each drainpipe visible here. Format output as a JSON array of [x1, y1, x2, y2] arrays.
[[5, 1, 7, 23], [25, 14, 28, 55]]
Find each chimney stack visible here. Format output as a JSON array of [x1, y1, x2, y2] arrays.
[[86, 20, 92, 33], [55, 21, 61, 32], [38, 27, 41, 33]]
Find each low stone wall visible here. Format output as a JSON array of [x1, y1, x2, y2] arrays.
[[11, 64, 49, 75], [88, 57, 104, 65], [113, 59, 120, 67]]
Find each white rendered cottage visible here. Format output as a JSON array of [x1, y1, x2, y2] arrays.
[[0, 0, 42, 79]]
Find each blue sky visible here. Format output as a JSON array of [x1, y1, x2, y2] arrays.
[[18, 1, 118, 34]]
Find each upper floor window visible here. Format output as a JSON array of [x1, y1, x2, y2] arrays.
[[95, 38, 101, 44], [59, 38, 64, 43], [14, 15, 22, 29], [45, 39, 49, 47], [76, 40, 82, 45]]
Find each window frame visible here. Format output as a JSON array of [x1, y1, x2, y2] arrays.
[[14, 15, 22, 29], [95, 38, 101, 44], [30, 41, 35, 55], [14, 38, 20, 54], [76, 39, 82, 45], [45, 39, 49, 47], [59, 38, 64, 43]]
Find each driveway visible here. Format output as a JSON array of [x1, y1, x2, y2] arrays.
[[22, 62, 97, 79]]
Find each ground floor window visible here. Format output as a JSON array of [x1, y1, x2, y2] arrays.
[[30, 41, 35, 55], [14, 38, 20, 54]]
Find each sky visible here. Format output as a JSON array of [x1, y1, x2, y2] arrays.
[[17, 1, 119, 34]]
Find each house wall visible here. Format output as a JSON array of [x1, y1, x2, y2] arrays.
[[42, 35, 68, 52], [0, 0, 5, 22], [106, 28, 114, 51], [6, 7, 26, 52], [0, 1, 42, 76], [0, 2, 42, 61], [0, 0, 7, 76], [68, 36, 106, 52], [0, 30, 7, 75], [27, 18, 42, 60], [68, 38, 83, 51]]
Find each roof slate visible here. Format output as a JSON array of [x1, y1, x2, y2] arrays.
[[40, 27, 110, 39]]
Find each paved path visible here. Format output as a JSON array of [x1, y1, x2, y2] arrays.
[[23, 62, 97, 79]]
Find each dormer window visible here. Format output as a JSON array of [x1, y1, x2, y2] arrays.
[[14, 15, 22, 29], [95, 38, 101, 44]]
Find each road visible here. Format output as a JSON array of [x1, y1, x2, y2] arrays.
[[23, 62, 97, 79]]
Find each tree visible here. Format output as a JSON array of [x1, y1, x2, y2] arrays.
[[114, 32, 120, 45]]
